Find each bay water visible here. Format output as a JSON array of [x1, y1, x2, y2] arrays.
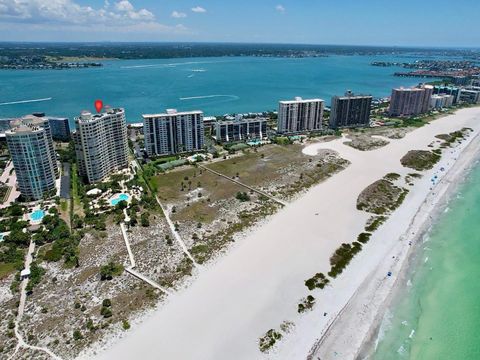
[[0, 55, 423, 125]]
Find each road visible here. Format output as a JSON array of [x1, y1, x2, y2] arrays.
[[60, 162, 71, 199]]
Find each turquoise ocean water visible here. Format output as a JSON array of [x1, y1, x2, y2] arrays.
[[0, 55, 423, 125], [372, 161, 480, 360]]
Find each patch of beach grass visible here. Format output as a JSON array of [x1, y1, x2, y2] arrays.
[[400, 150, 441, 171], [357, 179, 407, 215]]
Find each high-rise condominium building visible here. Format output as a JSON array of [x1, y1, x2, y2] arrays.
[[277, 97, 324, 134], [430, 94, 454, 109], [421, 85, 434, 113], [389, 85, 432, 117], [48, 117, 71, 141], [215, 117, 267, 143], [73, 108, 129, 184], [459, 89, 480, 104], [6, 115, 59, 200], [329, 91, 373, 129], [433, 86, 461, 104], [143, 109, 205, 156], [30, 113, 71, 141]]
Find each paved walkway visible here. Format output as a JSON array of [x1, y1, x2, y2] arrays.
[[119, 222, 173, 296], [154, 195, 200, 268], [60, 162, 71, 199], [198, 164, 288, 207], [120, 223, 135, 268], [125, 268, 172, 296]]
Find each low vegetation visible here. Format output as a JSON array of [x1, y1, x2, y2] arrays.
[[400, 150, 441, 171], [357, 178, 408, 215], [328, 242, 363, 278], [99, 261, 124, 281], [436, 128, 472, 148], [235, 192, 250, 202], [304, 272, 329, 290], [258, 329, 283, 353], [365, 216, 387, 232], [297, 295, 316, 313], [344, 135, 389, 151], [384, 172, 401, 181]]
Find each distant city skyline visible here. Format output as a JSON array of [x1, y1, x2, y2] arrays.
[[0, 0, 479, 47]]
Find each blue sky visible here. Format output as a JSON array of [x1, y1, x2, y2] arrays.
[[0, 0, 479, 46]]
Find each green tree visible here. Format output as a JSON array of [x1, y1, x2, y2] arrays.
[[140, 213, 150, 227], [100, 261, 124, 281]]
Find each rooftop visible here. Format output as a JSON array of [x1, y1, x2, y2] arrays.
[[143, 109, 203, 119], [6, 115, 48, 135], [75, 108, 124, 124], [279, 97, 324, 104]]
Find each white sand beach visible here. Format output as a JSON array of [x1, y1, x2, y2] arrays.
[[88, 107, 480, 360]]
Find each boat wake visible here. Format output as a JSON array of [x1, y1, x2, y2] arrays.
[[0, 97, 52, 106], [121, 60, 229, 69], [179, 94, 239, 101]]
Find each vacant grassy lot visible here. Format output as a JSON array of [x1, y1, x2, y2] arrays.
[[152, 144, 348, 224]]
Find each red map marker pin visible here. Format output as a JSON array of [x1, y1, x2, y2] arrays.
[[94, 99, 103, 113]]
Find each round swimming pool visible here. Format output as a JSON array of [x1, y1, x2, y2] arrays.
[[110, 193, 130, 206], [30, 209, 45, 222]]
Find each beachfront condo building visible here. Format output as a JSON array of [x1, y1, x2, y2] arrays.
[[48, 117, 71, 141], [277, 97, 324, 134], [389, 85, 433, 117], [143, 109, 205, 156], [329, 91, 373, 129], [459, 89, 480, 104], [5, 115, 59, 200], [430, 94, 454, 109], [433, 86, 461, 104], [30, 113, 71, 141], [215, 117, 267, 143], [73, 108, 129, 184]]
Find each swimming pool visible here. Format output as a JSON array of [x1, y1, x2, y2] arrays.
[[30, 209, 45, 222], [110, 193, 130, 206], [0, 234, 4, 242]]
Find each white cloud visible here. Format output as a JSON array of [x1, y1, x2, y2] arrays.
[[275, 5, 286, 13], [115, 0, 134, 12], [191, 6, 207, 13], [171, 10, 187, 18], [0, 0, 156, 25]]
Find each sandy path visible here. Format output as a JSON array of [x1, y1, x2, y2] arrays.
[[89, 108, 480, 360]]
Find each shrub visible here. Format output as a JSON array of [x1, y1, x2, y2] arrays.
[[259, 329, 283, 353], [304, 273, 329, 290], [235, 192, 250, 202], [100, 307, 112, 318], [100, 261, 124, 281], [357, 233, 371, 244], [140, 213, 150, 227], [73, 330, 83, 341]]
